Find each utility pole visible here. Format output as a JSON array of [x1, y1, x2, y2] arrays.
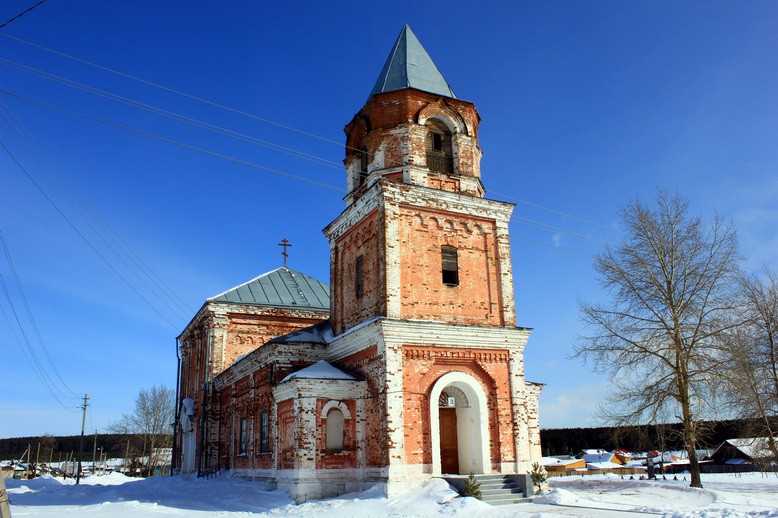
[[92, 430, 98, 474], [76, 394, 89, 485]]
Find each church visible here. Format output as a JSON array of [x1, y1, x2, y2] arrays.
[[173, 25, 542, 503]]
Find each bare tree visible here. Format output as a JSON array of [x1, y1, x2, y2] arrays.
[[719, 270, 778, 460], [575, 190, 741, 488], [110, 385, 175, 475]]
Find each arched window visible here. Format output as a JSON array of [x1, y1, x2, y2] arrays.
[[326, 408, 345, 450], [441, 246, 459, 286], [425, 120, 454, 175]]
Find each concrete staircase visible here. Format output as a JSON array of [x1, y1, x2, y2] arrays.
[[444, 474, 532, 506]]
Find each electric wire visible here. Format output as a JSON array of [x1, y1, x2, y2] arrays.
[[0, 32, 357, 151], [0, 58, 344, 170], [512, 215, 611, 247], [0, 139, 182, 329], [492, 189, 619, 232], [0, 227, 77, 396], [0, 278, 77, 412], [1, 101, 193, 317], [1, 90, 602, 267], [0, 104, 193, 323], [512, 238, 594, 261], [0, 90, 345, 193], [0, 35, 619, 237], [0, 0, 49, 29]]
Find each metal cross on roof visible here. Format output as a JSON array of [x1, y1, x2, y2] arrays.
[[278, 238, 292, 267]]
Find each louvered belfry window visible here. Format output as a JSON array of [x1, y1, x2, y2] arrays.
[[441, 246, 459, 286]]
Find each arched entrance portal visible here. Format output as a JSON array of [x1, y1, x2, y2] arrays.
[[429, 372, 490, 475]]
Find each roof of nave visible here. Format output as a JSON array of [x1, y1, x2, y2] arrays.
[[369, 25, 457, 100], [207, 267, 329, 311]]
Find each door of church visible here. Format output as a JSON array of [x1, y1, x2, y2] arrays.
[[439, 408, 459, 474]]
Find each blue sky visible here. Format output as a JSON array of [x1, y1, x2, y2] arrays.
[[1, 1, 776, 438]]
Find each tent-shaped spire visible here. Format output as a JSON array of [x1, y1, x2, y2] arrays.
[[369, 25, 456, 100]]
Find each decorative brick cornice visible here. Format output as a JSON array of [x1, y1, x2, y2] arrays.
[[403, 346, 509, 363]]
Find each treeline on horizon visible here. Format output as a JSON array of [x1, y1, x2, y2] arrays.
[[541, 417, 777, 456], [0, 433, 172, 462]]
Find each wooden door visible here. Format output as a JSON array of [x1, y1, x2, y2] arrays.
[[439, 408, 459, 474]]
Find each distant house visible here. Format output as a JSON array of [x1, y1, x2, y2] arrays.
[[542, 456, 586, 472], [576, 450, 624, 470], [708, 438, 777, 466], [613, 449, 632, 464]]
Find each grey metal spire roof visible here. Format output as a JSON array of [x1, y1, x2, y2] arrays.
[[369, 25, 457, 100], [208, 267, 330, 311]]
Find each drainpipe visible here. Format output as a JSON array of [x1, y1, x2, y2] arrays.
[[171, 337, 181, 476]]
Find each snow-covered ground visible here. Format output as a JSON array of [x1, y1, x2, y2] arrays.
[[5, 471, 778, 517]]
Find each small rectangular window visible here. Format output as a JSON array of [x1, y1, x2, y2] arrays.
[[355, 255, 364, 298], [441, 246, 459, 286], [239, 417, 248, 454], [259, 411, 269, 453]]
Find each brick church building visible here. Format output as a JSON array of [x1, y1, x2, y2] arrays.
[[173, 25, 542, 502]]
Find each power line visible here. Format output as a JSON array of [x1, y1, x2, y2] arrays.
[[513, 238, 594, 261], [0, 32, 358, 152], [0, 58, 345, 170], [0, 0, 49, 29], [0, 104, 193, 322], [0, 35, 618, 236], [512, 215, 611, 247], [493, 189, 620, 232], [0, 101, 194, 317], [0, 227, 77, 396], [0, 278, 77, 412], [0, 139, 182, 329], [0, 90, 345, 193]]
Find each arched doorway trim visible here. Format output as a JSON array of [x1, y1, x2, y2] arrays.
[[429, 371, 490, 475]]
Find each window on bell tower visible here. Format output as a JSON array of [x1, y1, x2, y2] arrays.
[[441, 246, 459, 286], [425, 120, 454, 175], [355, 255, 365, 298], [358, 147, 369, 186]]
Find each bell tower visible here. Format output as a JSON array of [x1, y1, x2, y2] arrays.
[[325, 25, 518, 336]]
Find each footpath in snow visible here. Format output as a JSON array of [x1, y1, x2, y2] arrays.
[[5, 471, 778, 517]]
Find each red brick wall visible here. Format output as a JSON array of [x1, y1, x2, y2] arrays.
[[397, 207, 509, 326], [337, 345, 385, 467], [332, 210, 384, 335], [224, 311, 328, 367], [277, 399, 295, 469]]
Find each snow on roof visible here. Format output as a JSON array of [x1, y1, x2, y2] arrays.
[[542, 457, 583, 467], [581, 453, 616, 463], [719, 437, 775, 460], [268, 320, 333, 345], [280, 360, 357, 383], [580, 449, 608, 455]]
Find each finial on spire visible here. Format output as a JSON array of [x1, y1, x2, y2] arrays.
[[278, 238, 292, 267]]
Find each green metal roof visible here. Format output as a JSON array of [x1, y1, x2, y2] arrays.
[[208, 267, 330, 311], [369, 25, 457, 100]]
